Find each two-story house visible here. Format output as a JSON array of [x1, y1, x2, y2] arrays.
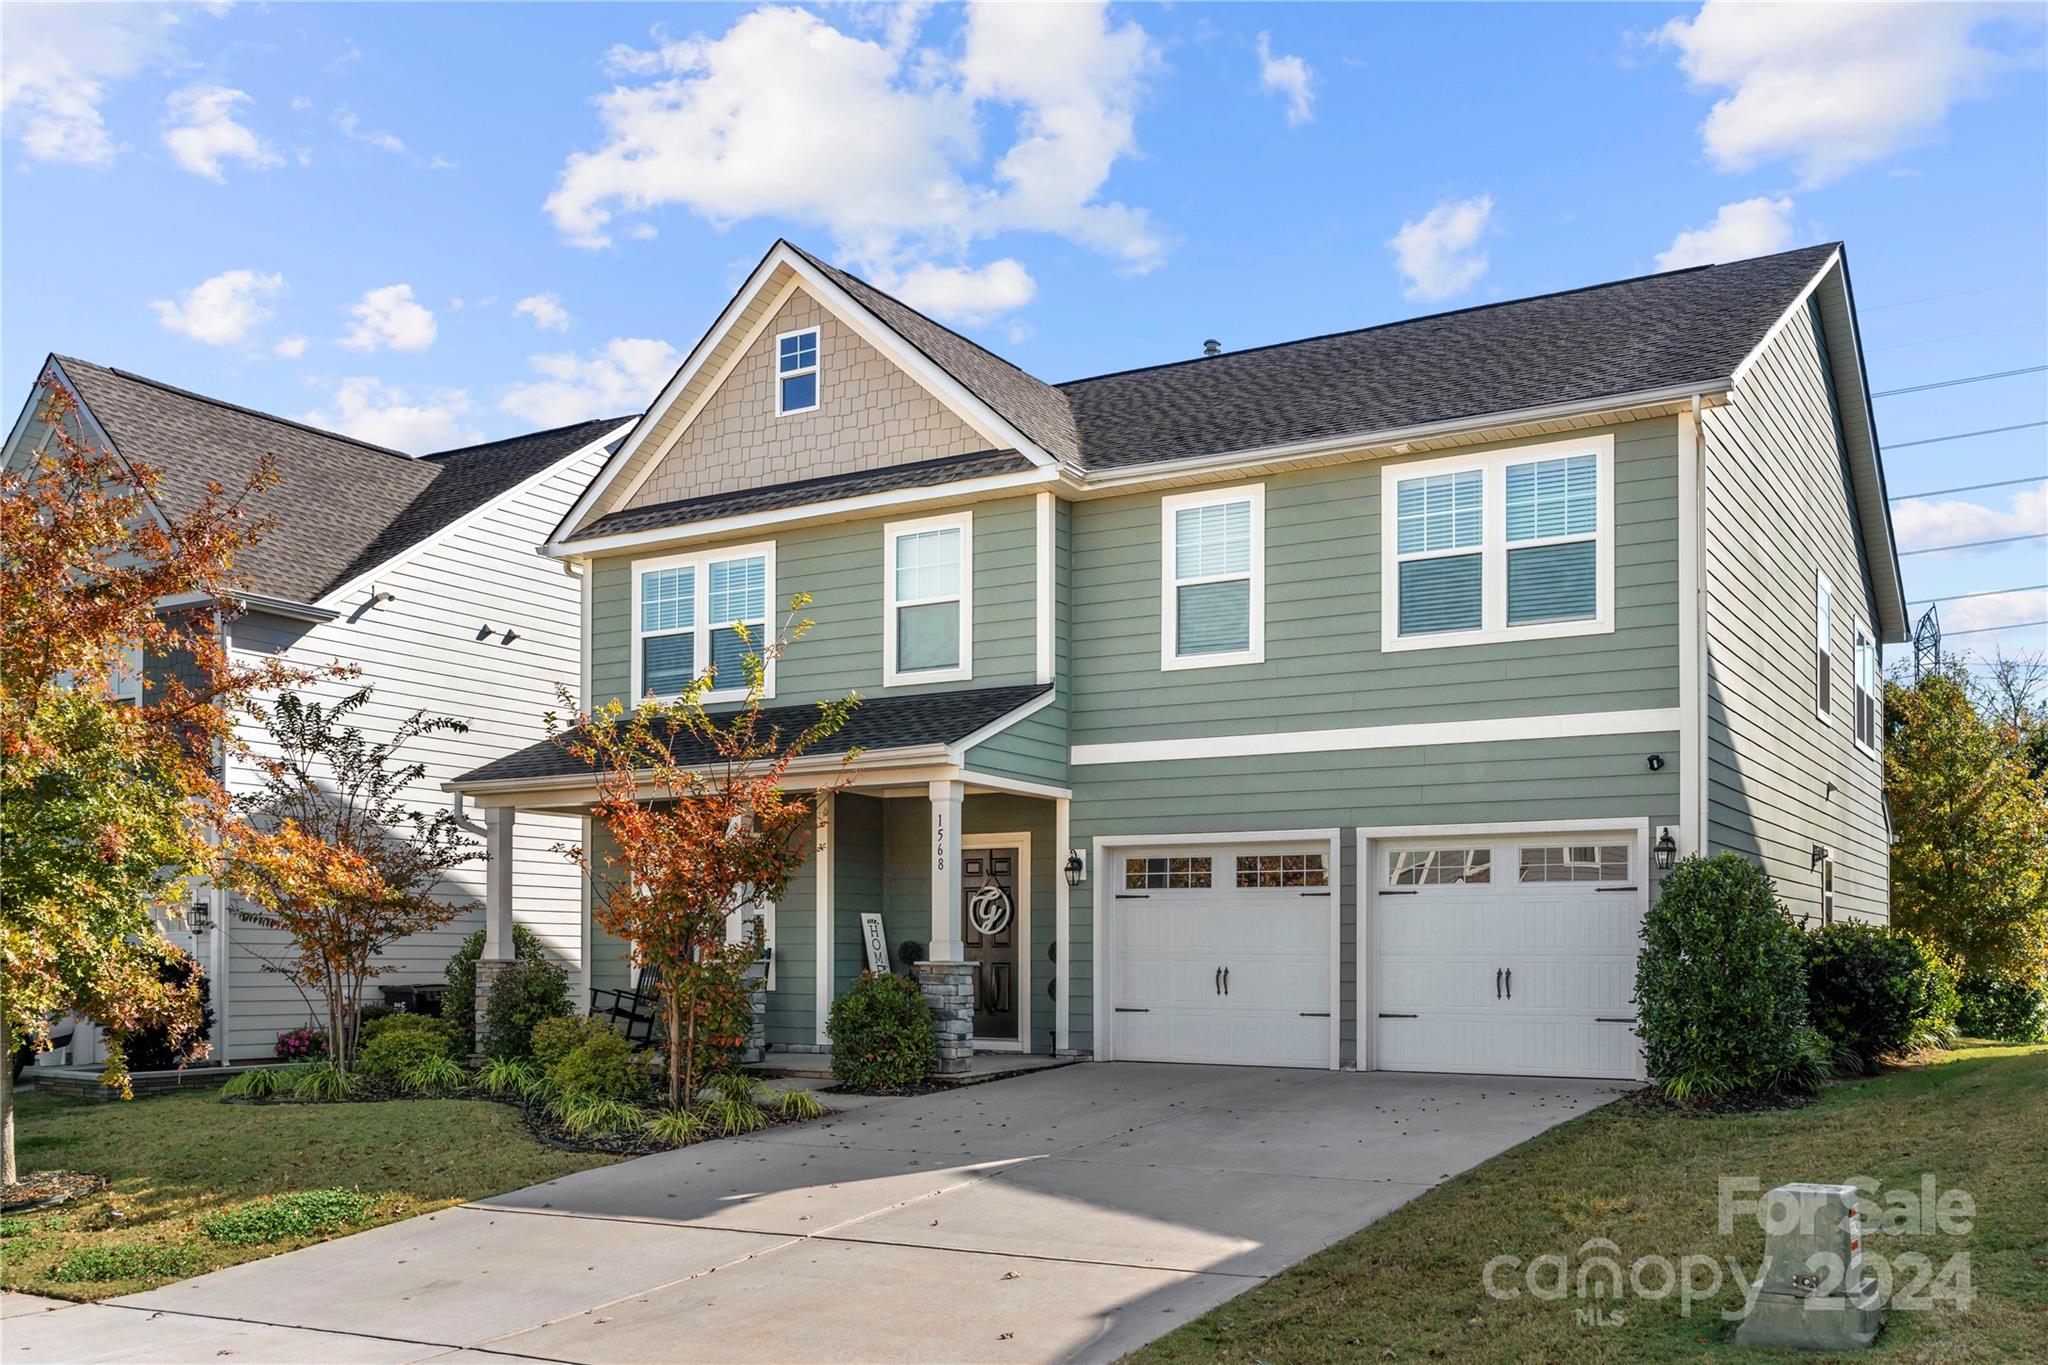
[[4, 357, 633, 1064], [448, 240, 1904, 1082]]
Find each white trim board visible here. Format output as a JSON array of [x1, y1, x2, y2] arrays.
[[1071, 707, 1685, 766]]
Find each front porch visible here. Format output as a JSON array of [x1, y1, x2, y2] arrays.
[[449, 685, 1079, 1071]]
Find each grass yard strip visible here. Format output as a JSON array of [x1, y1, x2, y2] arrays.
[[1128, 1044, 2048, 1364], [1, 1087, 616, 1301]]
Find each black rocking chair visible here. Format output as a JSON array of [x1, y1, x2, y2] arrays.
[[589, 966, 665, 1048]]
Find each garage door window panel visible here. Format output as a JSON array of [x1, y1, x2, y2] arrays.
[[1124, 856, 1212, 890], [1389, 847, 1492, 886], [1235, 852, 1328, 888]]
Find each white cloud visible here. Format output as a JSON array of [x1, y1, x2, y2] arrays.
[[150, 269, 285, 346], [1656, 196, 1797, 271], [1892, 488, 2045, 556], [543, 3, 1160, 317], [500, 338, 680, 427], [515, 293, 572, 332], [0, 3, 186, 166], [341, 284, 437, 352], [1657, 2, 2009, 185], [874, 259, 1035, 326], [1387, 195, 1493, 302], [301, 378, 483, 455], [273, 335, 309, 359], [1255, 32, 1315, 126], [161, 84, 281, 181], [333, 109, 406, 155], [1940, 587, 2048, 637]]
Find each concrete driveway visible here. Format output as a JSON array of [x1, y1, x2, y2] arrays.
[[5, 1064, 1621, 1364]]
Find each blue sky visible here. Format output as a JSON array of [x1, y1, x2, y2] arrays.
[[3, 2, 2042, 663]]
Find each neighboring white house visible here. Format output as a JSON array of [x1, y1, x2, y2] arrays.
[[3, 356, 636, 1063]]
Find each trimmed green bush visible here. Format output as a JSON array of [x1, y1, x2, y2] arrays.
[[481, 955, 574, 1060], [826, 971, 937, 1091], [1637, 854, 1830, 1102], [1803, 923, 1960, 1070], [547, 1030, 639, 1100], [531, 1014, 617, 1071], [443, 922, 548, 1050], [358, 1019, 460, 1082], [1957, 972, 2048, 1043], [200, 1189, 373, 1246], [361, 1011, 457, 1047]]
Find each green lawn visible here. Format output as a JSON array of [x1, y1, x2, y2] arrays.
[[1130, 1045, 2048, 1364], [2, 1087, 615, 1301]]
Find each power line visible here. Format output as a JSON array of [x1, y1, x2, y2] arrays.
[[1872, 365, 2047, 397], [1906, 585, 2048, 606], [1866, 281, 2048, 312], [1892, 475, 2044, 501], [1900, 532, 2048, 556], [1885, 420, 2048, 450], [1939, 620, 2048, 639]]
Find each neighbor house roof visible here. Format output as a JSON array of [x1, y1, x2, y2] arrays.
[[46, 356, 629, 603], [452, 682, 1054, 788]]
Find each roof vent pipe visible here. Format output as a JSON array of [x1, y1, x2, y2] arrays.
[[1202, 339, 1221, 357]]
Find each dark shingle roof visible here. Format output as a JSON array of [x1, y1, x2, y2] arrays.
[[573, 449, 1034, 541], [453, 682, 1053, 786], [50, 356, 627, 601], [1054, 245, 1840, 469]]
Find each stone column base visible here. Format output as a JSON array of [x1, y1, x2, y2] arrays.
[[741, 960, 769, 1066], [473, 957, 512, 1059], [914, 961, 977, 1076]]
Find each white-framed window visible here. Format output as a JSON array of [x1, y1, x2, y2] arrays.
[[1379, 436, 1614, 651], [1819, 855, 1836, 926], [1815, 573, 1834, 721], [1124, 856, 1212, 890], [725, 899, 776, 991], [1161, 483, 1264, 670], [1853, 625, 1878, 753], [883, 510, 972, 686], [1517, 844, 1630, 884], [775, 326, 819, 416], [109, 643, 144, 704], [631, 542, 775, 703]]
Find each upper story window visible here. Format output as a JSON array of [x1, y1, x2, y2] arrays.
[[884, 511, 971, 686], [1380, 437, 1613, 652], [633, 543, 775, 703], [110, 643, 144, 705], [1815, 574, 1834, 721], [776, 327, 820, 416], [1162, 484, 1264, 670], [1854, 626, 1879, 753]]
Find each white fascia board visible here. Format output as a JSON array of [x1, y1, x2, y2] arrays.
[[945, 686, 1058, 763], [1729, 250, 1841, 388], [320, 418, 634, 609], [545, 464, 1062, 558]]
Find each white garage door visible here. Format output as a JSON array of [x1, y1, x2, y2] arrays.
[[1373, 832, 1642, 1080], [1108, 842, 1335, 1068]]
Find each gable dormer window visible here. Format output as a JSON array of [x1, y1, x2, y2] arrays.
[[776, 327, 819, 416]]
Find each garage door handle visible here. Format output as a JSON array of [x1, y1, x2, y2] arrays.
[[1114, 893, 1150, 900], [1505, 968, 1511, 1000], [1380, 889, 1418, 896], [1596, 886, 1638, 893], [1378, 1012, 1418, 1019], [1114, 1007, 1150, 1013], [1299, 890, 1331, 897], [1214, 967, 1222, 996], [1222, 967, 1230, 996], [1298, 1011, 1330, 1018], [1495, 968, 1503, 1000], [1596, 1017, 1637, 1024]]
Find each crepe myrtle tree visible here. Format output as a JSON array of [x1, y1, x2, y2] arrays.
[[555, 598, 858, 1107], [223, 689, 481, 1072], [0, 378, 315, 1184]]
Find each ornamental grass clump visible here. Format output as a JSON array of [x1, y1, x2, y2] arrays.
[[552, 1093, 644, 1136], [643, 1106, 709, 1145], [218, 1066, 292, 1100], [476, 1057, 538, 1096], [774, 1086, 827, 1120]]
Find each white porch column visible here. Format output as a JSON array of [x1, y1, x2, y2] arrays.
[[927, 779, 965, 961], [814, 792, 835, 1045], [1054, 796, 1071, 1055], [475, 806, 516, 1052]]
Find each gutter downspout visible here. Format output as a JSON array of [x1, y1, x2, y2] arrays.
[[1677, 394, 1709, 862]]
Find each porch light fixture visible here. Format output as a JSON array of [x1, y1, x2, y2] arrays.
[[1653, 828, 1678, 872], [1063, 849, 1086, 887], [188, 899, 213, 933]]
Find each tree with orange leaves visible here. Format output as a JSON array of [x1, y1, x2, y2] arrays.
[[1, 378, 313, 1185], [556, 601, 857, 1107]]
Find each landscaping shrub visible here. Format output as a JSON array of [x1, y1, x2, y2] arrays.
[[361, 1011, 458, 1047], [826, 971, 938, 1091], [546, 1029, 640, 1100], [200, 1189, 373, 1247], [120, 945, 214, 1071], [1803, 922, 1961, 1070], [358, 1019, 460, 1082], [443, 922, 548, 1050], [1637, 853, 1830, 1102], [481, 954, 574, 1060], [1957, 972, 2048, 1043], [531, 1014, 617, 1071], [273, 1027, 327, 1062]]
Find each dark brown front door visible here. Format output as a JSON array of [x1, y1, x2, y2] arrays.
[[962, 847, 1019, 1042]]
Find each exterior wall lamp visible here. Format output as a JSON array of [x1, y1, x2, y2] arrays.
[[1653, 828, 1678, 871], [1063, 849, 1087, 887], [188, 899, 214, 933]]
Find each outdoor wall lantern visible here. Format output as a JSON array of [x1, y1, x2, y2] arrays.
[[1653, 828, 1678, 871], [1063, 849, 1087, 887], [188, 899, 213, 933]]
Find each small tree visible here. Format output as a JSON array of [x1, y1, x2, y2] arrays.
[[1, 379, 309, 1184], [1884, 663, 2048, 988], [223, 689, 480, 1071], [558, 601, 856, 1106]]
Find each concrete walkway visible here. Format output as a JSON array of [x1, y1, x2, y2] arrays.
[[4, 1064, 1622, 1364]]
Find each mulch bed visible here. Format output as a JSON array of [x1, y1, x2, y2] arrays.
[[2, 1170, 105, 1213], [1620, 1085, 1818, 1117]]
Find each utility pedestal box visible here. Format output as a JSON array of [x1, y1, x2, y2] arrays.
[[1735, 1182, 1885, 1350]]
